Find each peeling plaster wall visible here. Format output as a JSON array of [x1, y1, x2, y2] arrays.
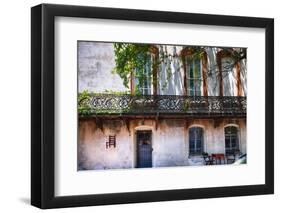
[[78, 118, 246, 170]]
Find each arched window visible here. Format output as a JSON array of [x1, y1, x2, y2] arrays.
[[186, 57, 202, 96], [224, 126, 239, 155], [189, 127, 204, 155]]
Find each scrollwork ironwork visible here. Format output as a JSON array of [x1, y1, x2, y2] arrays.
[[82, 94, 246, 116]]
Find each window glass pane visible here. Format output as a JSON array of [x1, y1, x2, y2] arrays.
[[231, 138, 237, 148], [189, 140, 195, 149], [224, 126, 239, 154], [189, 79, 194, 89], [195, 80, 201, 96], [189, 129, 195, 140], [189, 89, 194, 96], [187, 57, 202, 96], [225, 138, 230, 148], [189, 65, 193, 78], [189, 127, 203, 155], [136, 54, 152, 95], [194, 59, 201, 78]]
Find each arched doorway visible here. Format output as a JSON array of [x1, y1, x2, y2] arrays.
[[136, 130, 153, 168]]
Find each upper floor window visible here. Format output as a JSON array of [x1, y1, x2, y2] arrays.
[[224, 126, 239, 155], [186, 58, 203, 96], [134, 54, 153, 95], [189, 127, 204, 155]]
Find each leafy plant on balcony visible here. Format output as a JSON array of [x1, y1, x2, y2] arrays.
[[78, 90, 92, 116], [183, 99, 189, 112], [78, 90, 133, 116], [102, 89, 130, 95]]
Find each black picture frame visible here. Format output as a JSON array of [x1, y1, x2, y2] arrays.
[[31, 3, 274, 209]]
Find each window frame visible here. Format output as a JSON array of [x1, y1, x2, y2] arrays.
[[188, 126, 204, 156], [224, 125, 240, 155], [186, 57, 203, 96], [131, 47, 159, 96]]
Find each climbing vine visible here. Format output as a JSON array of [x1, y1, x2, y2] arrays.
[[112, 43, 151, 92]]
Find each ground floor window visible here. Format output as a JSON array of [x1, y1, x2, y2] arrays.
[[189, 127, 204, 155], [224, 126, 239, 155]]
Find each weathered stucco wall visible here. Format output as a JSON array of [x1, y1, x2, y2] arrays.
[[157, 45, 184, 95], [78, 118, 246, 170], [78, 120, 133, 170], [78, 42, 128, 93]]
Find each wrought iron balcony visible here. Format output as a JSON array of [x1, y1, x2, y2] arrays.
[[79, 94, 246, 117]]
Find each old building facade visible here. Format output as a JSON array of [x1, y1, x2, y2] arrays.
[[78, 41, 247, 170]]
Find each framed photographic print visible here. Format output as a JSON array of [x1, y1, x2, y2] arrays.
[[31, 3, 274, 209]]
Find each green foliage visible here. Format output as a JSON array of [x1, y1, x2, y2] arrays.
[[78, 90, 92, 116], [231, 48, 247, 62], [186, 47, 205, 61], [113, 43, 151, 89]]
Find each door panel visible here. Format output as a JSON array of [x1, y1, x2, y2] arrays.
[[136, 131, 152, 168]]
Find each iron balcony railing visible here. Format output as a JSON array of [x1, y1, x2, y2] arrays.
[[79, 94, 246, 117]]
